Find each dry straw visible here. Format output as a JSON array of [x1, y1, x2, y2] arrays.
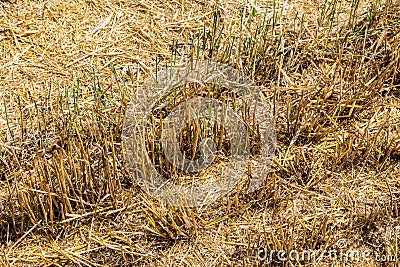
[[0, 0, 399, 266]]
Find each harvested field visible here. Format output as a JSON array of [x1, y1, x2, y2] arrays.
[[0, 0, 399, 266]]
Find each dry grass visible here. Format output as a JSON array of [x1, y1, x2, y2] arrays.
[[0, 0, 399, 266]]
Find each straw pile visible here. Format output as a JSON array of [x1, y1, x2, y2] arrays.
[[0, 0, 399, 266]]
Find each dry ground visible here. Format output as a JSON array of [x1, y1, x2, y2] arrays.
[[0, 0, 399, 266]]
